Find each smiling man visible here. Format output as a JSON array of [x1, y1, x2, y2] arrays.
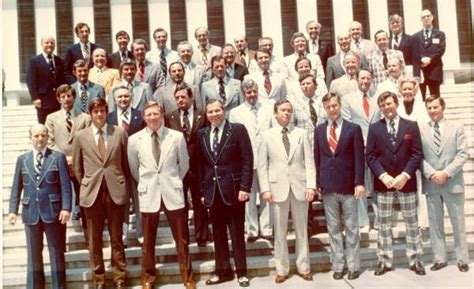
[[88, 48, 120, 101], [71, 59, 105, 116], [111, 30, 133, 69]]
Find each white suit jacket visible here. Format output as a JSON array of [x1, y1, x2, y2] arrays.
[[282, 52, 325, 82], [244, 70, 287, 102], [257, 125, 316, 202], [127, 126, 189, 212]]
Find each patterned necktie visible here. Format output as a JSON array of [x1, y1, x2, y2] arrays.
[[218, 79, 226, 101], [121, 51, 127, 61], [382, 51, 388, 69], [182, 110, 191, 138], [394, 35, 399, 49], [122, 110, 129, 130], [433, 122, 441, 152], [389, 119, 397, 146], [312, 41, 317, 54], [83, 44, 90, 65], [98, 129, 106, 160], [47, 54, 55, 75], [138, 62, 145, 82], [308, 98, 318, 126], [201, 47, 208, 67], [263, 70, 272, 94], [151, 131, 161, 165], [424, 29, 430, 46], [251, 105, 258, 118], [240, 52, 247, 67], [282, 127, 290, 156], [160, 49, 167, 77], [35, 152, 43, 181], [328, 122, 338, 154], [212, 127, 219, 158], [81, 84, 88, 111], [66, 111, 73, 133], [363, 93, 370, 119]]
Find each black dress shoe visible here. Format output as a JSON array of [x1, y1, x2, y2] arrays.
[[332, 270, 346, 280], [246, 236, 259, 243], [72, 212, 81, 221], [430, 262, 448, 271], [348, 271, 360, 280], [205, 274, 234, 285], [410, 261, 426, 275], [238, 276, 250, 287], [374, 262, 392, 276], [458, 261, 469, 272]]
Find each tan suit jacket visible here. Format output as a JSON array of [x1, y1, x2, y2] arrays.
[[88, 67, 120, 101], [72, 124, 130, 207]]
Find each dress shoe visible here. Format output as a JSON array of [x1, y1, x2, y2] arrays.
[[95, 285, 105, 289], [246, 236, 258, 243], [374, 262, 392, 276], [275, 275, 288, 283], [237, 276, 250, 287], [205, 274, 234, 285], [430, 262, 448, 271], [332, 271, 345, 280], [197, 240, 207, 247], [298, 272, 313, 281], [458, 261, 469, 272], [72, 211, 81, 221], [185, 281, 197, 289], [142, 282, 153, 289], [409, 261, 426, 275], [115, 280, 126, 289], [348, 271, 360, 280]]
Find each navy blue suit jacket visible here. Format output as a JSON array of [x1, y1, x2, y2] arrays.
[[366, 117, 423, 193], [314, 119, 365, 195], [106, 108, 145, 136], [197, 121, 253, 207], [26, 54, 66, 110], [412, 28, 446, 82], [9, 149, 72, 225], [389, 33, 414, 65], [318, 39, 334, 72], [64, 42, 98, 84]]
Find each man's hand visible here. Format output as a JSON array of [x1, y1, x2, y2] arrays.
[[58, 210, 71, 224], [431, 171, 448, 185], [238, 191, 249, 202], [354, 185, 366, 199], [8, 213, 17, 225], [421, 57, 431, 68], [393, 174, 409, 190], [381, 174, 396, 189], [201, 197, 205, 205], [305, 189, 315, 202], [261, 191, 274, 204], [32, 99, 42, 108]]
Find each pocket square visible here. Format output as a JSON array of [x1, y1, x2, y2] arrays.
[[403, 134, 412, 140]]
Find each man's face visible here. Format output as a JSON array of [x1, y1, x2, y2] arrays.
[[421, 10, 434, 28], [300, 77, 316, 97], [337, 34, 351, 52], [274, 102, 292, 127], [143, 105, 162, 131], [93, 49, 107, 69], [307, 23, 320, 40], [74, 66, 89, 84], [169, 63, 185, 84], [41, 37, 55, 55], [375, 32, 389, 51], [296, 59, 311, 76], [76, 25, 90, 44], [323, 97, 341, 122], [175, 89, 193, 111], [57, 90, 75, 111], [357, 70, 372, 93], [121, 64, 136, 82], [132, 43, 146, 62], [378, 96, 398, 120], [90, 106, 107, 128], [178, 46, 193, 64], [350, 23, 362, 40], [387, 59, 402, 78], [389, 19, 403, 35], [206, 102, 225, 127], [117, 35, 129, 51], [234, 36, 248, 52], [400, 82, 416, 103], [256, 51, 270, 71], [154, 31, 167, 49], [293, 36, 307, 54], [426, 99, 444, 122], [212, 59, 226, 79], [114, 88, 131, 110], [222, 46, 236, 65], [259, 39, 274, 54], [243, 86, 258, 106], [344, 55, 359, 76], [31, 126, 48, 151], [196, 28, 208, 47]]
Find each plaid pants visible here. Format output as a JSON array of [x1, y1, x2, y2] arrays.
[[376, 191, 423, 267]]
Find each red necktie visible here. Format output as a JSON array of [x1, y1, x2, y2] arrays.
[[328, 122, 338, 154], [263, 71, 272, 94], [138, 62, 145, 82], [363, 94, 370, 119]]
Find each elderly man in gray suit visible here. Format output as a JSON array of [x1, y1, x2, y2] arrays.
[[326, 32, 351, 87], [329, 52, 359, 98], [420, 96, 470, 273], [177, 41, 207, 88]]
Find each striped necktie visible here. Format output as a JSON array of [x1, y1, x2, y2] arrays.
[[122, 110, 129, 130], [66, 111, 73, 133], [160, 49, 167, 77], [81, 84, 88, 111], [218, 79, 226, 101], [282, 127, 290, 156], [389, 119, 397, 146], [433, 122, 441, 152], [35, 152, 43, 182], [328, 122, 338, 154], [263, 70, 272, 94]]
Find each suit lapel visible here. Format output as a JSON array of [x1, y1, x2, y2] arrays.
[[38, 149, 56, 184], [379, 119, 397, 151], [334, 121, 350, 156], [202, 127, 214, 162], [287, 127, 300, 162], [157, 128, 172, 170], [392, 118, 409, 152], [320, 123, 333, 156], [104, 125, 117, 163], [421, 123, 438, 154], [23, 152, 36, 183], [86, 126, 103, 160], [192, 110, 204, 135], [438, 121, 453, 154], [214, 122, 233, 162]]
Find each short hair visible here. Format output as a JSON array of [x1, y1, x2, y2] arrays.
[[88, 98, 108, 114], [389, 14, 403, 24], [194, 26, 209, 38], [356, 68, 373, 78], [177, 40, 193, 53], [222, 43, 236, 51], [119, 58, 136, 73], [377, 91, 398, 106], [290, 32, 307, 45], [174, 83, 193, 98], [75, 22, 90, 34], [425, 95, 445, 108], [73, 59, 88, 72], [295, 56, 312, 71], [113, 85, 130, 96], [349, 21, 362, 32], [168, 61, 185, 74], [153, 27, 168, 38], [258, 36, 273, 47], [234, 35, 248, 42], [374, 30, 388, 40], [92, 47, 107, 58], [322, 92, 341, 105], [206, 99, 225, 111], [142, 101, 164, 116], [343, 52, 361, 66], [56, 84, 76, 99], [336, 31, 351, 40], [29, 124, 48, 138], [132, 38, 149, 51], [273, 99, 293, 113], [398, 76, 419, 94], [240, 78, 258, 95], [210, 55, 225, 67], [387, 57, 404, 68], [115, 30, 130, 40], [299, 73, 317, 86], [306, 20, 321, 30]]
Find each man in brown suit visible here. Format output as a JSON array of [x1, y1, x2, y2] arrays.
[[72, 98, 130, 289], [165, 84, 210, 247]]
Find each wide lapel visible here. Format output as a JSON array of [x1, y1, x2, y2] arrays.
[[169, 110, 183, 131], [224, 81, 236, 107], [438, 120, 454, 154], [287, 126, 301, 162], [38, 149, 56, 185], [192, 110, 205, 135], [214, 121, 233, 162], [333, 120, 350, 156], [140, 131, 159, 169], [379, 119, 397, 152], [201, 127, 214, 162], [320, 123, 333, 156], [157, 128, 173, 171], [23, 152, 36, 183], [86, 126, 103, 160], [392, 118, 409, 152], [103, 125, 118, 163], [421, 123, 438, 154]]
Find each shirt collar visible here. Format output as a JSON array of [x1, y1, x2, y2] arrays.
[[92, 123, 107, 135], [33, 147, 47, 157], [146, 126, 164, 138], [180, 105, 194, 116], [430, 117, 445, 127], [329, 116, 343, 128], [211, 119, 226, 133]]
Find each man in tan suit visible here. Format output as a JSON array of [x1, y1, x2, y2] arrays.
[[72, 98, 130, 289], [88, 48, 120, 102]]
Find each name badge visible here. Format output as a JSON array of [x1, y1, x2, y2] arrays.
[[432, 38, 440, 44]]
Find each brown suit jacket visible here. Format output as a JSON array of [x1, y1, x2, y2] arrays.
[[72, 124, 130, 207], [46, 111, 91, 157], [235, 49, 257, 68]]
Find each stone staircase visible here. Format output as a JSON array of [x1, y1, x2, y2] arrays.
[[2, 83, 474, 288]]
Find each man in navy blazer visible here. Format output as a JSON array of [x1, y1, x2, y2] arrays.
[[27, 36, 66, 124], [314, 92, 365, 280], [110, 30, 134, 69], [64, 23, 98, 84], [388, 14, 414, 66], [8, 124, 72, 289], [197, 99, 253, 287], [366, 91, 425, 276]]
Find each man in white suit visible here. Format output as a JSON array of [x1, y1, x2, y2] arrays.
[[192, 26, 222, 69], [229, 79, 274, 242], [349, 21, 376, 58], [329, 52, 359, 98], [127, 101, 195, 289], [177, 41, 207, 88], [420, 96, 470, 273], [146, 27, 180, 82], [258, 100, 315, 283]]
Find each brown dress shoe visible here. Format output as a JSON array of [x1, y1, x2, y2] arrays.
[[298, 273, 313, 281], [275, 275, 288, 283], [185, 281, 197, 289], [142, 282, 153, 289], [115, 280, 126, 289]]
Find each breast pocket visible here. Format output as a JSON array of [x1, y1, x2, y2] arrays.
[[21, 168, 31, 186], [45, 165, 59, 184]]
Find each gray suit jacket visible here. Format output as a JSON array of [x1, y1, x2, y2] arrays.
[[420, 119, 468, 194], [108, 80, 154, 112], [72, 81, 105, 115], [341, 90, 380, 143], [201, 78, 243, 117], [154, 82, 203, 113], [325, 52, 346, 87], [135, 60, 166, 93]]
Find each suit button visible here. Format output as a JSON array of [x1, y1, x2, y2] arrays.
[[214, 165, 217, 168], [36, 188, 40, 190], [35, 198, 39, 201], [212, 177, 216, 181]]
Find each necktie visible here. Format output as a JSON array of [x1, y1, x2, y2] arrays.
[[362, 93, 370, 119], [282, 127, 290, 156], [160, 49, 167, 77], [83, 44, 90, 65], [394, 35, 399, 49], [263, 71, 272, 95], [382, 52, 388, 69], [355, 39, 361, 50], [250, 105, 258, 118], [312, 41, 317, 54], [389, 119, 397, 146], [81, 84, 88, 111], [424, 29, 430, 46], [151, 131, 161, 165], [98, 129, 106, 160], [127, 82, 134, 100], [66, 111, 73, 133], [182, 110, 191, 138], [35, 152, 43, 181], [240, 52, 247, 67], [328, 122, 338, 154], [97, 68, 103, 84], [308, 98, 318, 126], [212, 127, 219, 158], [121, 51, 127, 61], [47, 54, 55, 75], [122, 110, 129, 130], [138, 62, 145, 82], [201, 47, 208, 67], [433, 122, 441, 152], [218, 79, 226, 101]]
